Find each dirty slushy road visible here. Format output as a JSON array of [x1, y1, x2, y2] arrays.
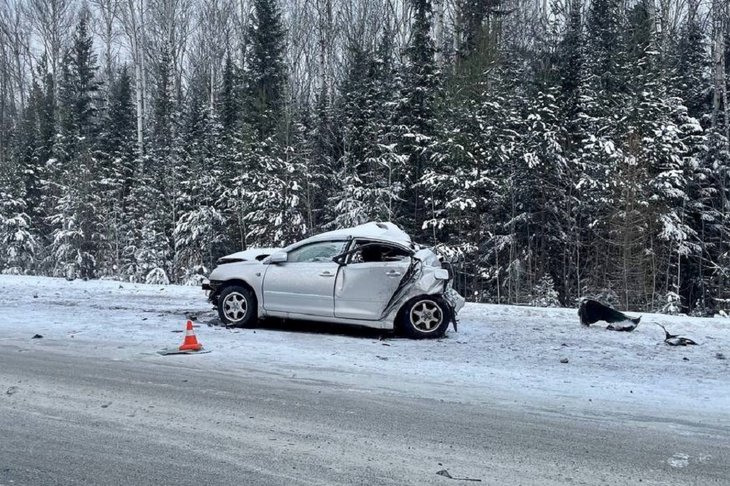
[[1, 347, 727, 486]]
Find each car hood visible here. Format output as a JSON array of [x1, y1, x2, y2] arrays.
[[218, 248, 281, 263]]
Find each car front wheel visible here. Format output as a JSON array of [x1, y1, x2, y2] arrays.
[[399, 296, 451, 339], [217, 285, 257, 327]]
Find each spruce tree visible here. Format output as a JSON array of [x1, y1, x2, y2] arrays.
[[219, 54, 240, 135], [332, 40, 402, 228], [246, 0, 287, 139], [100, 65, 137, 275], [675, 3, 710, 119], [0, 189, 37, 274], [235, 0, 306, 247], [398, 0, 441, 234], [48, 9, 102, 280], [174, 76, 227, 283], [124, 43, 178, 283]]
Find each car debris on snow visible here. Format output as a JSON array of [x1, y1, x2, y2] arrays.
[[578, 299, 641, 329], [657, 324, 698, 346], [435, 469, 482, 482], [606, 320, 640, 332]]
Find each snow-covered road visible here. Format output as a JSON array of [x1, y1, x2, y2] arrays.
[[1, 275, 729, 485], [1, 275, 727, 421], [2, 348, 727, 486]]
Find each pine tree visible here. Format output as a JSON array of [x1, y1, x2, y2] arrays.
[[48, 9, 102, 280], [246, 0, 287, 139], [576, 0, 632, 304], [12, 77, 43, 230], [0, 180, 38, 274], [675, 1, 710, 119], [230, 0, 308, 248], [219, 54, 240, 135], [452, 0, 508, 93], [558, 0, 584, 137], [99, 65, 137, 276], [677, 103, 713, 313], [235, 136, 307, 247], [303, 89, 337, 232], [531, 274, 561, 308], [422, 61, 522, 301], [331, 37, 403, 228], [398, 0, 442, 234], [123, 43, 179, 283], [174, 76, 227, 284], [32, 59, 57, 269]]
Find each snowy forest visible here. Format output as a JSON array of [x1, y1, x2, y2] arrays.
[[0, 0, 729, 314]]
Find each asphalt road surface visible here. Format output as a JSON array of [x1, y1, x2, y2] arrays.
[[1, 348, 727, 486]]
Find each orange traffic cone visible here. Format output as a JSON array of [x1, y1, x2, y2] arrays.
[[179, 320, 203, 351]]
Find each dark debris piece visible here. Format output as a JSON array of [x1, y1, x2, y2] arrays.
[[665, 336, 698, 346], [436, 469, 482, 482], [656, 324, 698, 346], [606, 321, 639, 332]]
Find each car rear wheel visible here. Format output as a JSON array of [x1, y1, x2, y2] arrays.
[[399, 296, 451, 339], [217, 285, 257, 327]]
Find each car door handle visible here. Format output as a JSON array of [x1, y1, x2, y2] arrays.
[[386, 271, 402, 277], [319, 271, 335, 277]]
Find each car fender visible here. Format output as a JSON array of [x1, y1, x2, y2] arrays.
[[379, 252, 463, 330], [207, 261, 267, 314]]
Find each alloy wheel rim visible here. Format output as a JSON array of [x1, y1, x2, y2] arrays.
[[223, 292, 248, 322], [409, 300, 443, 332]]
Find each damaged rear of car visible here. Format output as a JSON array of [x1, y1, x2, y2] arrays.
[[204, 222, 465, 339]]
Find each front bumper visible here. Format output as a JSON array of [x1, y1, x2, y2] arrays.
[[202, 279, 222, 303], [444, 287, 466, 314]]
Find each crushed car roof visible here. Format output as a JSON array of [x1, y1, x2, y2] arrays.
[[291, 222, 413, 248]]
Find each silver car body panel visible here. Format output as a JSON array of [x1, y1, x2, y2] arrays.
[[207, 222, 465, 330], [263, 260, 341, 316], [334, 259, 412, 320], [220, 248, 281, 262]]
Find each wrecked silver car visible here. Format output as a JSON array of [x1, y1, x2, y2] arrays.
[[203, 222, 465, 338]]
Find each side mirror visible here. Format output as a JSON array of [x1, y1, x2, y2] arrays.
[[332, 253, 348, 266], [434, 268, 450, 280], [267, 252, 287, 264]]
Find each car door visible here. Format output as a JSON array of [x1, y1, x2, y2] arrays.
[[262, 240, 347, 317], [334, 241, 412, 320]]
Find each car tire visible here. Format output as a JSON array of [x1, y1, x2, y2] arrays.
[[217, 285, 257, 327], [398, 296, 451, 339]]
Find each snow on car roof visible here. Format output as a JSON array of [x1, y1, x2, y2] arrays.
[[292, 222, 413, 248]]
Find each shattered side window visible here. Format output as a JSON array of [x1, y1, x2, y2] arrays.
[[349, 241, 410, 263], [287, 241, 346, 263]]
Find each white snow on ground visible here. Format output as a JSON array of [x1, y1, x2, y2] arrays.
[[1, 275, 728, 424]]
